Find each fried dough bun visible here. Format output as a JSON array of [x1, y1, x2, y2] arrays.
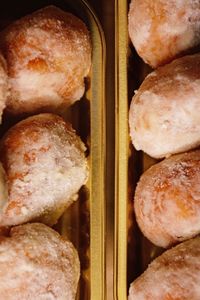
[[129, 54, 200, 159], [134, 150, 200, 248], [0, 5, 91, 114], [128, 0, 200, 68], [0, 113, 88, 227], [129, 237, 200, 300], [0, 223, 80, 300]]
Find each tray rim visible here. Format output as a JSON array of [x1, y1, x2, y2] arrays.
[[83, 1, 107, 299], [80, 1, 106, 299], [114, 0, 129, 299]]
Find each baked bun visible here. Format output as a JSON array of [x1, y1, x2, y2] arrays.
[[134, 150, 200, 248], [129, 54, 200, 159], [128, 237, 200, 300], [0, 53, 8, 121], [0, 5, 91, 114], [0, 113, 88, 227], [0, 222, 80, 300], [128, 0, 200, 68]]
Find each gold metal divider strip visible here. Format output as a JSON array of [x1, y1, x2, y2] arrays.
[[115, 0, 129, 299], [82, 1, 107, 299]]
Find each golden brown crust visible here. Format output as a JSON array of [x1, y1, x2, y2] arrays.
[[128, 0, 200, 68], [134, 150, 200, 248], [129, 54, 200, 159], [0, 113, 88, 227], [0, 5, 91, 114], [0, 223, 80, 300], [129, 237, 200, 300]]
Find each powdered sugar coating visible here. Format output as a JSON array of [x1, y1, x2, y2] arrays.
[[0, 223, 80, 300], [129, 237, 200, 300], [134, 150, 200, 248], [128, 0, 200, 68], [0, 113, 88, 227], [0, 53, 8, 121], [0, 5, 91, 114], [129, 54, 200, 159]]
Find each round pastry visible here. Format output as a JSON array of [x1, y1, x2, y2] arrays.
[[0, 53, 8, 122], [129, 237, 200, 300], [0, 113, 88, 227], [129, 54, 200, 159], [128, 0, 200, 68], [134, 150, 200, 248], [0, 5, 91, 114], [0, 222, 80, 300]]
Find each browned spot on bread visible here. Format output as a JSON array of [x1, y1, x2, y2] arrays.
[[27, 57, 49, 72]]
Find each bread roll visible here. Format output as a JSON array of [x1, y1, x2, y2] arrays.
[[0, 113, 88, 227], [0, 223, 80, 300], [129, 54, 200, 159], [134, 150, 200, 248], [129, 237, 200, 300], [128, 0, 200, 68], [0, 5, 91, 114]]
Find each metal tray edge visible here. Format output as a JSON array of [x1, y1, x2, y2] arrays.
[[115, 0, 129, 299], [82, 1, 107, 299]]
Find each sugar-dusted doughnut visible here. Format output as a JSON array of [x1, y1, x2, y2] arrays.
[[129, 54, 200, 159], [0, 113, 88, 226], [128, 0, 200, 68], [134, 150, 200, 248], [129, 237, 200, 300], [0, 223, 80, 300], [0, 5, 91, 114]]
